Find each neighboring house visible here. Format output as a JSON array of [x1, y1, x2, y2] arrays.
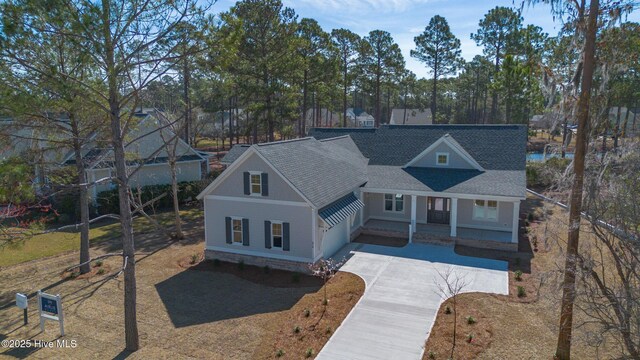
[[389, 108, 432, 125], [530, 112, 562, 130], [64, 111, 209, 201], [198, 124, 527, 271], [220, 144, 250, 167], [304, 108, 342, 129], [345, 108, 375, 128]]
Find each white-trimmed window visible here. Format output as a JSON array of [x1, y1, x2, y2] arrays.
[[271, 222, 283, 249], [384, 193, 404, 212], [436, 152, 449, 165], [473, 200, 498, 221], [250, 171, 262, 195], [231, 217, 243, 244]]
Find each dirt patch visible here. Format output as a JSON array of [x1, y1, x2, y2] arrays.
[[424, 294, 495, 360], [183, 257, 324, 288], [426, 195, 611, 359], [253, 272, 365, 359]]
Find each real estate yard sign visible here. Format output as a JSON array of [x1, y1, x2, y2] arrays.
[[37, 290, 64, 336]]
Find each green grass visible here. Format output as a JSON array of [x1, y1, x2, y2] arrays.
[[0, 208, 203, 268]]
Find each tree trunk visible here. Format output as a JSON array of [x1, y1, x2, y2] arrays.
[[169, 156, 183, 239], [555, 1, 599, 358], [102, 1, 139, 351], [182, 55, 191, 145], [432, 71, 437, 124], [71, 117, 90, 275], [302, 70, 308, 135], [228, 96, 234, 146], [614, 106, 621, 152], [490, 49, 500, 123], [343, 58, 348, 127]]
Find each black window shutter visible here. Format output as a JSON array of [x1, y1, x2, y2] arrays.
[[261, 173, 269, 196], [264, 220, 271, 249], [243, 171, 250, 195], [225, 217, 232, 244], [283, 222, 290, 251], [242, 218, 250, 246]]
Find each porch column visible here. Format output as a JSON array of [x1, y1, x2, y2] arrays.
[[410, 195, 417, 233], [512, 200, 521, 243], [359, 190, 364, 227], [450, 198, 458, 237]]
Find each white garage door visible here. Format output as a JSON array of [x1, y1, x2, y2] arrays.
[[322, 218, 349, 258]]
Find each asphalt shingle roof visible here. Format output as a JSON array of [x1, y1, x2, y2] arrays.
[[221, 144, 250, 164], [309, 124, 527, 170], [254, 137, 368, 208]]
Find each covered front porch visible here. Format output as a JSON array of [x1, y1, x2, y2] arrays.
[[361, 219, 513, 243], [358, 190, 522, 248]]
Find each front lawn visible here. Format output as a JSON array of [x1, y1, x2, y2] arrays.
[[0, 207, 203, 268], [0, 225, 364, 359]]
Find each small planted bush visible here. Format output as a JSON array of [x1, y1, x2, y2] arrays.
[[444, 305, 452, 314], [303, 308, 310, 318], [527, 212, 534, 222], [94, 260, 103, 267], [263, 265, 270, 274], [466, 333, 475, 343], [237, 260, 245, 271], [466, 316, 476, 325], [276, 349, 285, 358], [190, 254, 199, 265], [305, 348, 314, 358], [291, 273, 301, 283], [428, 350, 437, 359], [325, 326, 332, 334], [517, 286, 526, 298], [293, 325, 301, 334], [97, 268, 105, 275], [514, 270, 523, 281]]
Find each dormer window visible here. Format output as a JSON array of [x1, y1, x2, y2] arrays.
[[250, 172, 262, 195], [436, 152, 449, 166]]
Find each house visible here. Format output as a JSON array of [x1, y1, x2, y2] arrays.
[[609, 107, 638, 137], [197, 124, 526, 271], [389, 108, 432, 125], [303, 108, 342, 129], [345, 108, 375, 128], [64, 111, 209, 201]]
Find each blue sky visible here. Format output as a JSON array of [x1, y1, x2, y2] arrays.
[[212, 0, 639, 79]]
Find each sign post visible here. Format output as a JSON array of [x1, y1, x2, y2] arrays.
[[37, 290, 64, 336], [16, 293, 28, 325]]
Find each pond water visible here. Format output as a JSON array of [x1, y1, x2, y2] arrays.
[[527, 152, 574, 162]]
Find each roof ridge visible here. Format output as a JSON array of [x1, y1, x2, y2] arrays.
[[318, 135, 351, 142], [255, 137, 314, 146]]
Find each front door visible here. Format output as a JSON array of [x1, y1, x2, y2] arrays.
[[427, 197, 450, 224]]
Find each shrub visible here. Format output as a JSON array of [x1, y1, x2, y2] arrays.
[[96, 268, 105, 275], [213, 259, 221, 267], [95, 180, 203, 215], [444, 305, 452, 314], [466, 316, 476, 325], [237, 260, 245, 271], [527, 212, 534, 222], [325, 326, 332, 334], [293, 325, 301, 334], [291, 273, 300, 283], [94, 260, 103, 267], [263, 265, 270, 274], [466, 333, 474, 343], [322, 298, 328, 305], [303, 308, 310, 317], [190, 254, 199, 264], [428, 350, 437, 359], [305, 348, 314, 358], [276, 349, 284, 358], [517, 286, 526, 297], [514, 270, 523, 281]]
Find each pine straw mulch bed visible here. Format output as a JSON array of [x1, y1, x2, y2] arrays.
[[179, 256, 366, 359]]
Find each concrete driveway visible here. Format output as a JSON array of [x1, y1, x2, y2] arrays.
[[317, 243, 509, 360]]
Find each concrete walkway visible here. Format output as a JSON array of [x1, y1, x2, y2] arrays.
[[317, 243, 509, 360]]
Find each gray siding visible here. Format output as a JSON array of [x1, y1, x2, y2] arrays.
[[411, 142, 475, 169], [457, 199, 514, 231], [212, 152, 306, 202], [204, 197, 314, 261], [365, 192, 412, 222]]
